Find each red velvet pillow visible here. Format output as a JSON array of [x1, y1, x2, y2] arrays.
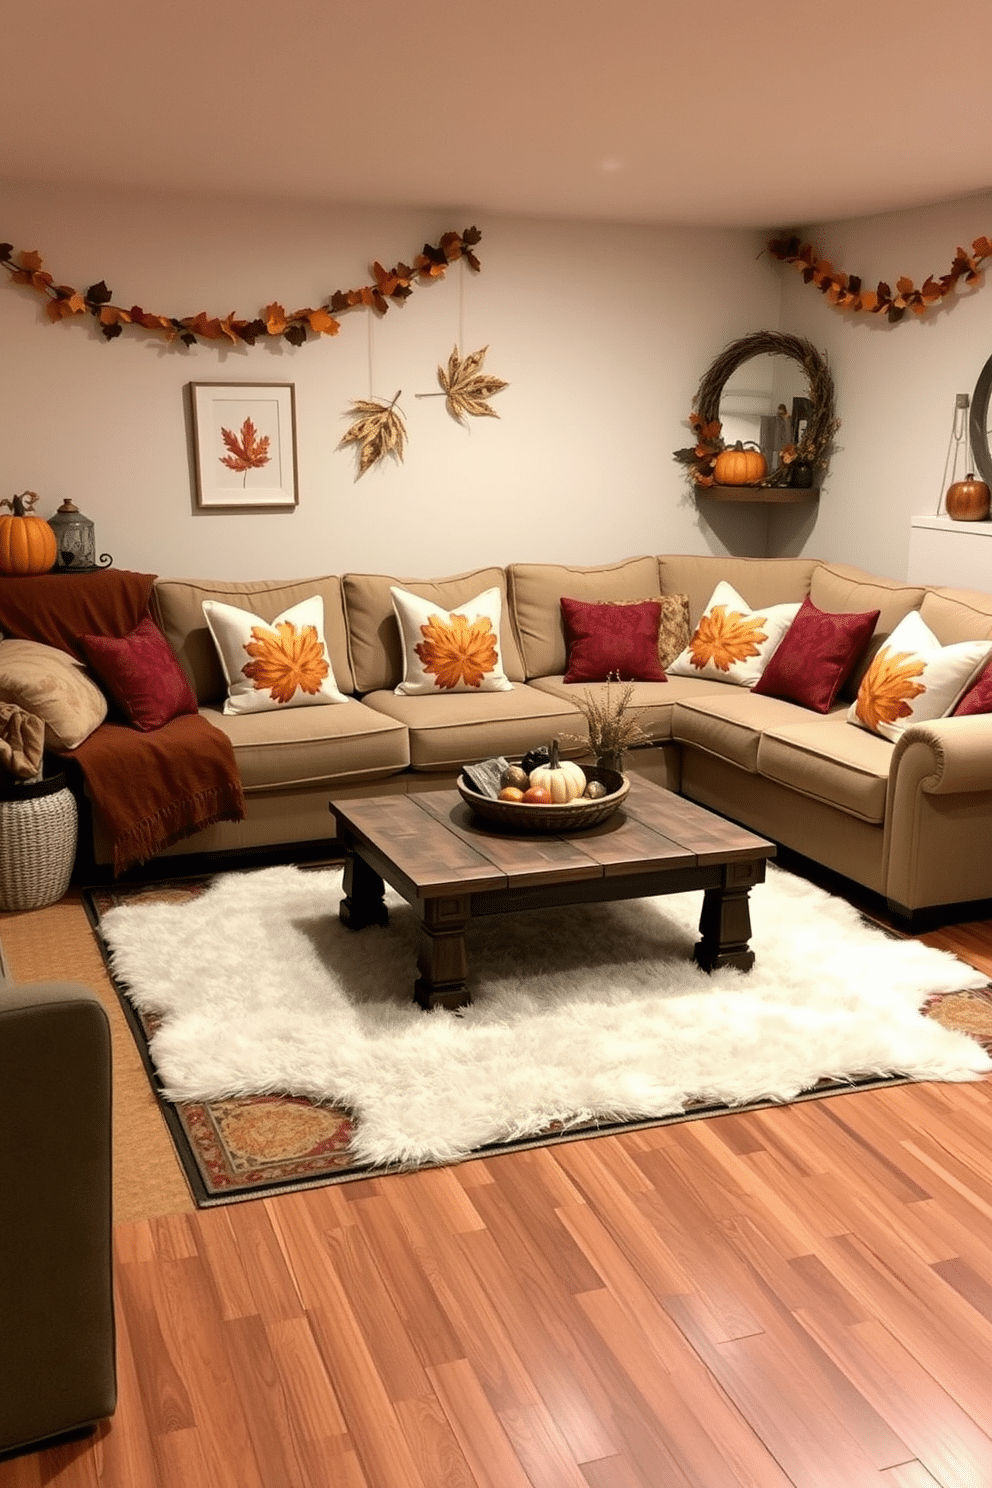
[[560, 597, 667, 683], [752, 596, 880, 713], [953, 659, 992, 715], [80, 614, 199, 731]]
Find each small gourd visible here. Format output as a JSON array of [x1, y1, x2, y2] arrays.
[[0, 491, 58, 576], [945, 473, 991, 522], [528, 739, 586, 803], [500, 764, 530, 792], [714, 441, 768, 487], [583, 779, 608, 800]]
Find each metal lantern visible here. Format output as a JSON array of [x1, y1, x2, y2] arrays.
[[47, 499, 112, 572]]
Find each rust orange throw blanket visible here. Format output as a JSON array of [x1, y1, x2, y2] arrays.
[[64, 716, 246, 873], [0, 569, 245, 872]]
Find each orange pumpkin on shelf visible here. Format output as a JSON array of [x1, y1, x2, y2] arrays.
[[0, 491, 58, 575], [713, 441, 768, 486], [945, 472, 991, 522]]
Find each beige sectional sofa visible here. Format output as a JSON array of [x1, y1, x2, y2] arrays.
[[135, 553, 992, 923]]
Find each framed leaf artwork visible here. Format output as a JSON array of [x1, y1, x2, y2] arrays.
[[189, 383, 298, 510]]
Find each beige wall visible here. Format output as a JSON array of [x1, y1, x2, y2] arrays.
[[0, 179, 784, 581], [771, 188, 992, 577]]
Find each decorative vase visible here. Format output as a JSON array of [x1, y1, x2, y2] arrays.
[[945, 473, 991, 522], [790, 463, 815, 488], [596, 751, 624, 774]]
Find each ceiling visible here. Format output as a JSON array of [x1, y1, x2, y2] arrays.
[[3, 0, 991, 230]]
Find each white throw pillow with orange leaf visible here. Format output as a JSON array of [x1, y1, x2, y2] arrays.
[[847, 608, 992, 742], [390, 586, 514, 695], [202, 595, 351, 714], [667, 581, 800, 688]]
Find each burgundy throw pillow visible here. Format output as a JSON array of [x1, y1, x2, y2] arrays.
[[953, 658, 992, 715], [80, 614, 199, 731], [752, 596, 880, 713], [561, 597, 667, 684]]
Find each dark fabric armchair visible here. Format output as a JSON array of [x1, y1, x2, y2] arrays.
[[0, 980, 117, 1454]]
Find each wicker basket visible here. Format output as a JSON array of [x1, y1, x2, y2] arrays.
[[457, 765, 629, 833], [0, 772, 78, 912]]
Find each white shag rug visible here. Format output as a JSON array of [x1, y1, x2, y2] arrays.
[[99, 863, 991, 1169]]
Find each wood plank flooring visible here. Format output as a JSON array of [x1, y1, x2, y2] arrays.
[[4, 904, 992, 1485]]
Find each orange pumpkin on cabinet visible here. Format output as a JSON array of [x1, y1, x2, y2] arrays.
[[945, 473, 991, 521]]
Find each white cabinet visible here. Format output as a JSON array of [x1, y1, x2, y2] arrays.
[[908, 516, 992, 590]]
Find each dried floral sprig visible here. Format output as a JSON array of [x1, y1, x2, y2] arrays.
[[768, 232, 992, 323], [339, 392, 407, 477], [563, 673, 648, 760], [0, 227, 482, 347]]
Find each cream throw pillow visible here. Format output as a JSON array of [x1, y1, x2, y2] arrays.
[[0, 638, 108, 750], [847, 608, 992, 742], [390, 585, 514, 695], [667, 581, 800, 688], [202, 596, 351, 714]]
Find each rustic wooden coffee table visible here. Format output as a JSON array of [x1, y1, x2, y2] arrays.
[[331, 776, 775, 1010]]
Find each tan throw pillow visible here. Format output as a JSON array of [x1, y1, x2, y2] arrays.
[[667, 581, 800, 688], [607, 594, 691, 670], [0, 638, 108, 749], [390, 585, 514, 695]]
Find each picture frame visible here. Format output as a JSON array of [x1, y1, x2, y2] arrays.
[[189, 383, 298, 510]]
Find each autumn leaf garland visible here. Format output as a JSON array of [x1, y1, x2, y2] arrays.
[[0, 228, 482, 347], [769, 232, 992, 323]]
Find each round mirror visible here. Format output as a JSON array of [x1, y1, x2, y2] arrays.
[[970, 351, 992, 488]]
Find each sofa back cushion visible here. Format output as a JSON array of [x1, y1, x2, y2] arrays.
[[656, 556, 818, 627], [507, 556, 661, 679], [343, 567, 524, 695], [152, 576, 355, 704], [919, 586, 992, 645], [809, 563, 926, 699]]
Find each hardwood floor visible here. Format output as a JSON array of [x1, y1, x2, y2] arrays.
[[4, 907, 992, 1485]]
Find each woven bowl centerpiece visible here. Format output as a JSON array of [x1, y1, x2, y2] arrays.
[[457, 764, 629, 833]]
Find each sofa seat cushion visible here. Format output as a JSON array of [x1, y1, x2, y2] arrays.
[[201, 700, 409, 791], [527, 673, 734, 743], [673, 691, 818, 772], [756, 714, 892, 824], [360, 684, 584, 771]]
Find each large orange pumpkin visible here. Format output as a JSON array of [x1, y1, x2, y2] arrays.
[[714, 441, 768, 486], [0, 491, 58, 575]]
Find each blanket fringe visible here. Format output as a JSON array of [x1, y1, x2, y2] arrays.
[[113, 783, 246, 875]]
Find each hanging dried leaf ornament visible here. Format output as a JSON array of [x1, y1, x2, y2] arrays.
[[339, 392, 407, 477], [437, 345, 508, 422]]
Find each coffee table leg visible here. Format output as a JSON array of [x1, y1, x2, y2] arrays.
[[415, 896, 471, 1011], [339, 850, 389, 930], [695, 884, 755, 973]]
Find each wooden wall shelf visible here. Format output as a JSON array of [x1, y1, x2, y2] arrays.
[[699, 485, 820, 504]]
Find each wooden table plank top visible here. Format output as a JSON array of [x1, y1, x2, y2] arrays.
[[333, 775, 774, 901], [331, 794, 507, 898]]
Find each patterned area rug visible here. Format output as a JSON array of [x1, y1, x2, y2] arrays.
[[86, 874, 992, 1209]]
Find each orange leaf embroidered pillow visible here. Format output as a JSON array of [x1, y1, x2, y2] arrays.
[[390, 586, 514, 695], [202, 596, 352, 714], [847, 609, 992, 742], [667, 581, 800, 688]]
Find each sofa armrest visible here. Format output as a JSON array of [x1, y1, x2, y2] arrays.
[[891, 715, 992, 795], [0, 981, 117, 1453]]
